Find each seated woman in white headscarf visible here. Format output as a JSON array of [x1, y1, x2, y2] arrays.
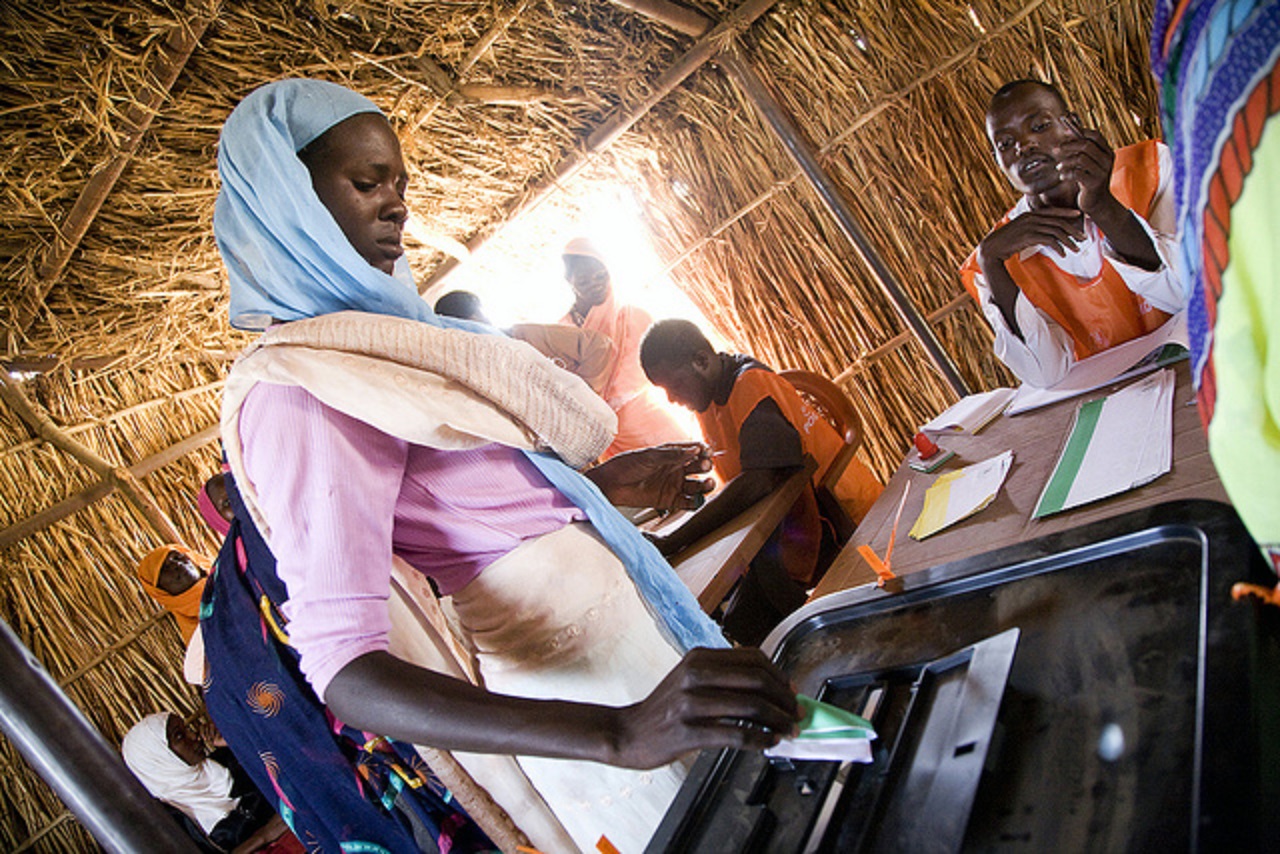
[[121, 713, 293, 853], [203, 78, 799, 854]]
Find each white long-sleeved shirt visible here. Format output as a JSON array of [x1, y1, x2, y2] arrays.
[[969, 142, 1185, 387]]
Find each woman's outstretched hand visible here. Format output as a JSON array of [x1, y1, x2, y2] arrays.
[[608, 647, 801, 769], [586, 442, 715, 511]]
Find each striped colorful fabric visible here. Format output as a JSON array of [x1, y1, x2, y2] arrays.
[[1152, 0, 1280, 571]]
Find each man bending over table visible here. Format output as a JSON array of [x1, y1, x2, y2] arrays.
[[640, 319, 882, 645], [960, 79, 1185, 387]]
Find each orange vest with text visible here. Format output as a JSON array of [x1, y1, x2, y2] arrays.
[[697, 367, 883, 584]]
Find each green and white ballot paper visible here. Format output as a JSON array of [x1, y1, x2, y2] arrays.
[[765, 694, 878, 762], [1033, 369, 1176, 519]]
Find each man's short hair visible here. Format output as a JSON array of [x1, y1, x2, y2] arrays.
[[988, 78, 1068, 113], [434, 290, 486, 322], [640, 318, 713, 376]]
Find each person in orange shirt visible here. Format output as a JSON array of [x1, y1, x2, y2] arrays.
[[959, 80, 1185, 387], [640, 319, 883, 645], [560, 237, 691, 458]]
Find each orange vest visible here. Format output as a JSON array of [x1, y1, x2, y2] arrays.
[[698, 367, 882, 583], [960, 140, 1170, 358]]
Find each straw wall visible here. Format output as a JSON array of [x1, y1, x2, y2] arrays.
[[0, 361, 225, 851]]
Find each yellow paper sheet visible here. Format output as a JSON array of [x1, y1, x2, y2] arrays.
[[909, 451, 1014, 540]]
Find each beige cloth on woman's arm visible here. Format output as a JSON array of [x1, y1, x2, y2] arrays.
[[509, 323, 616, 395], [222, 310, 616, 544]]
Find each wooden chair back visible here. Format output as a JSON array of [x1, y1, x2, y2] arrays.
[[779, 368, 864, 544]]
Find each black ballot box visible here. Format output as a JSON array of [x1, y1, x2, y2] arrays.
[[647, 501, 1280, 853]]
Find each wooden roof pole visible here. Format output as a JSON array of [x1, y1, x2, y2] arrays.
[[17, 1, 220, 339], [0, 374, 184, 544], [419, 0, 781, 292], [0, 424, 219, 552], [2, 379, 225, 460], [717, 47, 971, 398], [607, 0, 710, 37], [834, 292, 975, 383]]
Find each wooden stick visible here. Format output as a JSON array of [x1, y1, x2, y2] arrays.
[[11, 811, 74, 854], [0, 424, 219, 551], [1, 380, 224, 459], [834, 292, 975, 384], [456, 3, 533, 77], [0, 373, 186, 544], [454, 83, 565, 105], [19, 1, 220, 335], [407, 1, 535, 133], [56, 612, 168, 690], [608, 0, 712, 37]]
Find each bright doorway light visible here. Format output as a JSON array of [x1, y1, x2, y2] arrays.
[[426, 182, 713, 333], [426, 180, 719, 439]]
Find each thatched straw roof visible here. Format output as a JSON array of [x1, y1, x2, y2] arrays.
[[1, 0, 1158, 848]]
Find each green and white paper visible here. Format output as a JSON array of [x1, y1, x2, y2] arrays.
[[764, 694, 877, 762], [1034, 369, 1175, 518]]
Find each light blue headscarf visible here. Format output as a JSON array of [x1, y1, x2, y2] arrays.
[[214, 79, 725, 653]]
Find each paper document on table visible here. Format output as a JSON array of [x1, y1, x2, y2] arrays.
[[1033, 369, 1175, 518], [919, 387, 1016, 434], [1007, 313, 1188, 416], [909, 451, 1014, 540]]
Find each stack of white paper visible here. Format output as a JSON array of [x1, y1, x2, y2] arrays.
[[919, 387, 1016, 434], [1008, 313, 1189, 416], [1033, 369, 1176, 518]]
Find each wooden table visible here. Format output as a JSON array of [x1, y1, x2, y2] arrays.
[[811, 361, 1231, 598], [666, 458, 818, 611]]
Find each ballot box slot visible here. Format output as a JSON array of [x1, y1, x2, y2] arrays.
[[808, 628, 1018, 853], [646, 630, 1018, 853]]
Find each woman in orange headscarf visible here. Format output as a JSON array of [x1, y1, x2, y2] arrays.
[[136, 545, 209, 644]]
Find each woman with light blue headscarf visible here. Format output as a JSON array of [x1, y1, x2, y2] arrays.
[[203, 78, 799, 853]]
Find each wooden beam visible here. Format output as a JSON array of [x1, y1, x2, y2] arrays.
[[2, 379, 224, 459], [454, 83, 566, 106], [0, 374, 188, 543], [0, 424, 219, 552], [56, 612, 170, 690], [608, 0, 711, 37], [19, 1, 220, 335], [833, 292, 976, 383], [0, 481, 113, 554], [420, 0, 782, 292], [12, 811, 74, 854]]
